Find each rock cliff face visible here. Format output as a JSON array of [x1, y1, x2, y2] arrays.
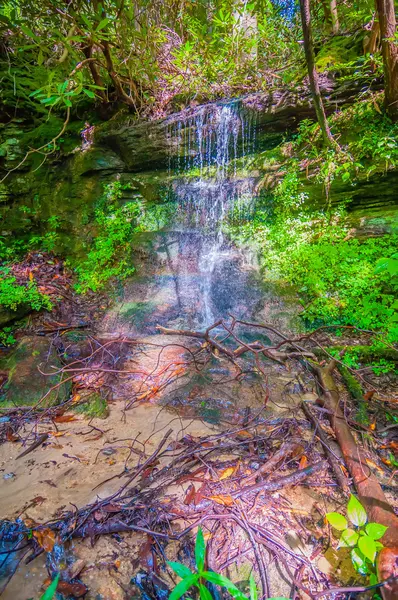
[[0, 79, 396, 255]]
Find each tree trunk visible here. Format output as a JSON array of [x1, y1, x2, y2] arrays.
[[375, 0, 398, 121], [299, 0, 336, 146], [321, 0, 339, 34]]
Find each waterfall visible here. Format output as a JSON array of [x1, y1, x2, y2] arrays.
[[166, 102, 258, 326]]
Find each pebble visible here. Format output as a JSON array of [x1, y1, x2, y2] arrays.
[[3, 472, 16, 480], [102, 448, 116, 456]]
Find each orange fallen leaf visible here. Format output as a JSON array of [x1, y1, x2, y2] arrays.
[[208, 495, 235, 507], [341, 465, 350, 477], [298, 455, 308, 470], [364, 390, 376, 401], [236, 430, 254, 439], [72, 394, 81, 403], [33, 528, 57, 552], [219, 466, 236, 481], [54, 414, 77, 423], [49, 432, 65, 437], [366, 458, 385, 475], [6, 428, 18, 442]]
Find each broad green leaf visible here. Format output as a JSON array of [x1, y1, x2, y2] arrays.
[[201, 572, 246, 600], [169, 574, 199, 600], [63, 98, 72, 108], [249, 574, 257, 600], [325, 512, 347, 531], [347, 495, 367, 527], [369, 573, 378, 586], [97, 18, 110, 31], [83, 89, 96, 99], [80, 15, 92, 29], [195, 528, 205, 573], [40, 574, 60, 600], [351, 548, 368, 576], [338, 528, 359, 548], [358, 535, 377, 563], [20, 24, 39, 41], [168, 561, 193, 579], [365, 523, 388, 540], [199, 584, 213, 600], [375, 541, 384, 550]]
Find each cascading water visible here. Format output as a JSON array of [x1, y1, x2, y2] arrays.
[[166, 101, 258, 327], [102, 101, 265, 336]]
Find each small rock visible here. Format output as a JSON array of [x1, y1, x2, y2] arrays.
[[102, 448, 116, 456]]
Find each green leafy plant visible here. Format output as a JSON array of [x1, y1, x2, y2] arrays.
[[0, 327, 16, 347], [326, 495, 387, 582], [0, 267, 52, 312], [72, 182, 141, 293], [39, 573, 59, 600], [168, 528, 288, 600]]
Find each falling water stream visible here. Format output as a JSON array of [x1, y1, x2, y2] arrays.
[[101, 100, 268, 334], [167, 102, 258, 327]]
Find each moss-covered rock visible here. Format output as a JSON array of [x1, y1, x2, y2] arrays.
[[0, 336, 72, 407], [73, 392, 109, 419]]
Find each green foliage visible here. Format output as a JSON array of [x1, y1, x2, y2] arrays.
[[39, 574, 59, 600], [326, 495, 387, 579], [168, 528, 288, 600], [0, 0, 302, 118], [227, 199, 398, 345], [0, 267, 52, 312], [228, 101, 398, 348], [293, 97, 398, 188], [0, 327, 16, 347], [72, 182, 141, 293]]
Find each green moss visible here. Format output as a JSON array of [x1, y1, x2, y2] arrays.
[[74, 393, 109, 419], [0, 337, 72, 407]]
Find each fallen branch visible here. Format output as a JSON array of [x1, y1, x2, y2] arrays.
[[301, 401, 350, 495], [240, 440, 304, 486], [232, 460, 327, 498]]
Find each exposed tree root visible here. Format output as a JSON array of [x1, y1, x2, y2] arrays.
[[314, 360, 398, 600]]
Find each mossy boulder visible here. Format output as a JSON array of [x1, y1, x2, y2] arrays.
[[0, 336, 72, 407], [73, 392, 109, 419]]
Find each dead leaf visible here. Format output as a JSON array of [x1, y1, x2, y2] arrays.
[[6, 428, 18, 442], [208, 494, 235, 507], [194, 484, 206, 505], [49, 432, 65, 438], [373, 99, 382, 114], [184, 484, 196, 505], [236, 430, 254, 439], [86, 433, 103, 441], [42, 580, 87, 598], [103, 504, 123, 513], [299, 456, 308, 470], [364, 390, 376, 401], [218, 466, 236, 481], [366, 458, 385, 475], [54, 414, 77, 423], [33, 528, 57, 552]]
